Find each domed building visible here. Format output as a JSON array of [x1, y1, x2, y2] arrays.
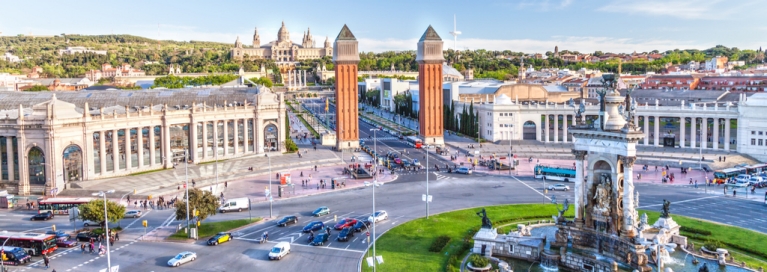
[[230, 22, 333, 64]]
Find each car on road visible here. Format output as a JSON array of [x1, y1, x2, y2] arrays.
[[334, 218, 358, 230], [124, 210, 142, 218], [368, 210, 388, 223], [337, 227, 355, 242], [310, 233, 329, 246], [277, 215, 298, 227], [353, 220, 370, 232], [75, 232, 99, 242], [413, 159, 421, 166], [456, 167, 473, 175], [394, 158, 402, 164], [56, 236, 77, 248], [0, 247, 30, 265], [302, 221, 325, 233], [46, 230, 70, 239], [31, 211, 53, 221], [218, 197, 249, 213], [312, 206, 330, 217], [402, 159, 412, 167], [206, 232, 232, 246], [268, 242, 291, 260], [82, 220, 105, 228], [548, 184, 570, 191], [167, 251, 197, 267]]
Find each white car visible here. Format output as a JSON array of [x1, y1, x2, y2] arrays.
[[548, 184, 570, 191], [167, 251, 197, 267], [456, 167, 472, 175], [268, 242, 291, 260], [368, 210, 388, 223], [124, 210, 142, 218]]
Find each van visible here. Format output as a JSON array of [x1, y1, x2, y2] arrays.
[[268, 242, 291, 260], [735, 174, 751, 183], [0, 246, 31, 265], [218, 197, 249, 213]]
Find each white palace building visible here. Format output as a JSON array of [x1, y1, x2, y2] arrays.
[[0, 87, 286, 196]]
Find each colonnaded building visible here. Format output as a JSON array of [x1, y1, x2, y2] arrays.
[[0, 87, 286, 196], [230, 22, 333, 62]]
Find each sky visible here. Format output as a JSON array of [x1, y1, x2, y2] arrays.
[[1, 0, 764, 54]]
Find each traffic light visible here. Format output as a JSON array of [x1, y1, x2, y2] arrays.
[[194, 209, 199, 216], [196, 221, 201, 227], [1, 250, 6, 261], [51, 224, 56, 231], [142, 220, 147, 228]]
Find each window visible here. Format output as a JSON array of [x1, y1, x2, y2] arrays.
[[752, 139, 757, 145], [760, 132, 764, 136], [760, 139, 764, 146], [752, 131, 756, 135]]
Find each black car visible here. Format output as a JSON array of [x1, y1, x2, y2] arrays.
[[31, 212, 53, 221], [277, 215, 298, 227], [310, 233, 329, 246], [302, 221, 325, 233], [75, 232, 99, 242], [352, 220, 370, 232], [337, 227, 354, 242]]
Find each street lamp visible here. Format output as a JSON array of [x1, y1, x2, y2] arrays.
[[184, 149, 190, 237], [424, 144, 433, 219], [368, 127, 381, 272], [265, 153, 272, 218], [92, 189, 115, 272]]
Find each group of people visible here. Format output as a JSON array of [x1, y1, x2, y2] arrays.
[[131, 196, 176, 210], [80, 232, 118, 256]]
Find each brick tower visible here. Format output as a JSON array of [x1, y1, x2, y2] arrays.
[[333, 25, 360, 150], [417, 26, 445, 146]]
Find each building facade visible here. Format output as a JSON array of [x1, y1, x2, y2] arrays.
[[0, 87, 285, 196], [230, 22, 332, 62]]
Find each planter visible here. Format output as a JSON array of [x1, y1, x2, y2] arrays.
[[466, 262, 492, 272]]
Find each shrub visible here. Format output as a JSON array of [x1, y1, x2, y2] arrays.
[[703, 239, 724, 251], [429, 235, 451, 252], [681, 226, 712, 236], [469, 254, 490, 268]]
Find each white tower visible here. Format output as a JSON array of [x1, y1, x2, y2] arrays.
[[449, 14, 461, 50]]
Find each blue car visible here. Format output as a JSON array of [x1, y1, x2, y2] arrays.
[[302, 221, 325, 233], [312, 206, 330, 217]]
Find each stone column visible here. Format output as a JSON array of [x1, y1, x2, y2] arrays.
[[137, 127, 144, 168], [572, 150, 587, 227], [724, 119, 731, 151], [536, 119, 541, 142], [223, 120, 229, 156], [554, 115, 559, 143], [202, 122, 208, 159], [125, 129, 132, 170], [17, 135, 27, 195], [112, 129, 119, 172], [162, 122, 172, 168], [654, 116, 660, 145], [643, 116, 649, 145], [149, 127, 156, 166], [99, 132, 106, 173], [544, 115, 550, 143], [679, 117, 686, 148], [621, 156, 637, 238], [713, 118, 719, 150], [562, 114, 568, 143], [690, 118, 697, 148], [5, 137, 13, 181], [213, 121, 219, 157], [701, 118, 707, 149], [190, 121, 198, 161], [233, 119, 239, 155]]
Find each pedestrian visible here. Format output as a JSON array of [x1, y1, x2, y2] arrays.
[[115, 232, 119, 241], [43, 254, 49, 268], [89, 242, 94, 254], [110, 237, 114, 247], [127, 195, 130, 204], [225, 182, 228, 188], [723, 156, 726, 162], [80, 243, 86, 254], [134, 200, 137, 208], [733, 190, 736, 197]]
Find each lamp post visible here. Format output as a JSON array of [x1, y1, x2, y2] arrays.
[[1, 232, 19, 272], [368, 127, 381, 272], [425, 144, 432, 219], [117, 191, 134, 227], [699, 120, 703, 170], [184, 149, 190, 237], [265, 153, 272, 218], [92, 189, 115, 272]]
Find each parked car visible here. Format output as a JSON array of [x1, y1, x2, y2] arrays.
[[456, 167, 473, 174], [352, 220, 370, 232], [548, 184, 570, 191], [310, 233, 329, 246], [31, 212, 53, 221], [124, 210, 142, 218], [302, 221, 325, 233], [206, 232, 232, 246], [268, 242, 291, 260], [218, 197, 249, 213], [312, 206, 330, 217], [735, 174, 751, 183], [334, 218, 358, 230], [75, 232, 99, 242], [167, 251, 197, 267], [748, 176, 764, 186], [277, 215, 298, 227], [337, 227, 355, 242], [368, 210, 388, 223]]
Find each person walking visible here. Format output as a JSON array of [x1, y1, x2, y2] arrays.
[[43, 254, 49, 268], [89, 242, 94, 254], [80, 243, 86, 254], [115, 232, 120, 241]]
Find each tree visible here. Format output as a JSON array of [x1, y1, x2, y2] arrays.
[[174, 188, 219, 222], [79, 199, 126, 228], [24, 85, 50, 92]]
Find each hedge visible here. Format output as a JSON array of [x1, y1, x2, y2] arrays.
[[469, 254, 490, 267], [680, 226, 712, 236], [428, 235, 451, 252]]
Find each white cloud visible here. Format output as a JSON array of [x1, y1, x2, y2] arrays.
[[517, 0, 574, 10], [597, 0, 758, 20]]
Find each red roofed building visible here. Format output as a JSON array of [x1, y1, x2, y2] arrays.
[[640, 75, 699, 90], [698, 76, 767, 92], [85, 63, 146, 81]]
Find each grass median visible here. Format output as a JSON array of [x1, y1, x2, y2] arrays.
[[168, 218, 261, 240]]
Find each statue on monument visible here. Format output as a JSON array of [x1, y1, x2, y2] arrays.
[[660, 199, 671, 218], [476, 208, 493, 229], [593, 173, 612, 216], [552, 196, 570, 223]]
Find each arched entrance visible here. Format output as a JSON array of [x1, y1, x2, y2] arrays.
[[63, 145, 83, 182], [28, 147, 46, 185], [522, 121, 537, 140], [264, 124, 278, 152]]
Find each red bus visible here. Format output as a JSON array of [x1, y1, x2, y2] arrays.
[[405, 136, 422, 149], [38, 197, 94, 215], [0, 232, 57, 256]]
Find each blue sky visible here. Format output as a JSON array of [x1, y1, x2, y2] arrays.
[[1, 0, 764, 53]]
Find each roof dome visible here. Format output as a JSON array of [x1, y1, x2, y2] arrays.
[[496, 94, 512, 105], [278, 21, 289, 42]]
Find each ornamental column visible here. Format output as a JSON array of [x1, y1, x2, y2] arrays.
[[562, 114, 568, 143], [125, 129, 132, 169], [712, 118, 719, 150], [690, 117, 697, 148], [417, 25, 445, 146], [544, 115, 550, 143], [724, 118, 731, 151], [233, 120, 239, 155], [654, 116, 660, 145], [149, 128, 156, 166], [572, 150, 587, 227], [112, 129, 119, 171], [679, 117, 686, 148], [553, 115, 559, 143], [223, 120, 229, 156], [213, 121, 219, 157], [621, 156, 637, 238], [202, 122, 208, 159], [643, 116, 649, 145], [5, 137, 14, 181], [333, 24, 361, 150]]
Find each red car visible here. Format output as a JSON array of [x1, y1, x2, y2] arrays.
[[333, 218, 358, 230], [56, 237, 78, 248]]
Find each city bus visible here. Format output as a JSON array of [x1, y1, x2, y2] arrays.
[[38, 197, 94, 215], [713, 168, 746, 184], [745, 163, 767, 175], [405, 136, 422, 149], [0, 232, 57, 256], [534, 165, 577, 182]]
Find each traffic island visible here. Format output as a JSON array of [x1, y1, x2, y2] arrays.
[[166, 218, 261, 242]]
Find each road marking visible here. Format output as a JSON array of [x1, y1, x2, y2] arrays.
[[23, 226, 55, 233], [123, 210, 151, 229], [510, 175, 551, 201], [637, 196, 719, 208]]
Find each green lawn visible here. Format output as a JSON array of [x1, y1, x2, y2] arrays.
[[362, 204, 572, 272], [168, 218, 261, 240]]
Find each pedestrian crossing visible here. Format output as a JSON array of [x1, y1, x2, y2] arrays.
[[390, 171, 456, 180], [362, 136, 399, 141]]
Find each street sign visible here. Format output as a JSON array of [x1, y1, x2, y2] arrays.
[[366, 257, 375, 267], [376, 256, 384, 264], [474, 150, 480, 155], [265, 189, 270, 197], [421, 194, 432, 202]]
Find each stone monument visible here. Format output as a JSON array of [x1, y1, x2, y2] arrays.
[[472, 208, 498, 257]]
